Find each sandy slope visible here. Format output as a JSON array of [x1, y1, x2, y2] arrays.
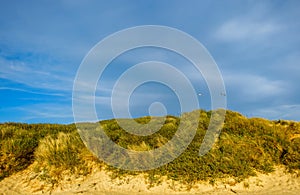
[[0, 166, 299, 195]]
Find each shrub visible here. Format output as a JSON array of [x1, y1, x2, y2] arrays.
[[34, 131, 100, 183], [1, 109, 300, 187], [35, 132, 84, 168], [0, 126, 38, 180]]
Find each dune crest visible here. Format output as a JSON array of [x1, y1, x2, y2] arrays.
[[0, 165, 300, 195]]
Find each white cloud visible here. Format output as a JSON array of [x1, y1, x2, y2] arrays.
[[0, 87, 65, 97], [3, 103, 74, 123], [0, 56, 73, 92], [224, 72, 288, 101], [215, 18, 280, 41], [255, 104, 300, 121]]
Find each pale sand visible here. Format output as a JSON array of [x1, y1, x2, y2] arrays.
[[0, 166, 299, 195]]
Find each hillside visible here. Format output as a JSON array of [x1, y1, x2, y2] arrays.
[[0, 110, 300, 194]]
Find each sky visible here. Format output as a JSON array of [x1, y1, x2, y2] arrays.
[[0, 0, 299, 124]]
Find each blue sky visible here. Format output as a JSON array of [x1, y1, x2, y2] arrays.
[[0, 0, 299, 123]]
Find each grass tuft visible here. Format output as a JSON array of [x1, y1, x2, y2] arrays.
[[0, 110, 299, 188]]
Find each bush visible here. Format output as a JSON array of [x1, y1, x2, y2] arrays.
[[34, 131, 101, 184], [35, 132, 84, 168], [0, 123, 76, 180], [0, 110, 300, 187]]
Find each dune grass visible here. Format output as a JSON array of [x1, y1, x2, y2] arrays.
[[0, 110, 299, 187], [0, 123, 76, 180]]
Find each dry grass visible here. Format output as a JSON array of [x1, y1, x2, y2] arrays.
[[0, 110, 300, 188], [33, 131, 102, 184]]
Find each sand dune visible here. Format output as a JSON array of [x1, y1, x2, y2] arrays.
[[0, 166, 299, 195]]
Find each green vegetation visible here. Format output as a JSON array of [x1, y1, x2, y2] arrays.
[[0, 123, 75, 180], [0, 110, 300, 187]]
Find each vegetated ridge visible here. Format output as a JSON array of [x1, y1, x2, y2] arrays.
[[0, 110, 299, 188]]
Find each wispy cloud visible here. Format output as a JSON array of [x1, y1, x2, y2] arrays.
[[0, 87, 65, 97], [3, 103, 74, 123], [215, 18, 280, 42], [224, 72, 288, 102], [255, 104, 300, 121], [0, 1, 299, 122], [0, 55, 74, 92]]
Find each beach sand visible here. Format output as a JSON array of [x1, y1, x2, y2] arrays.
[[0, 166, 299, 195]]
